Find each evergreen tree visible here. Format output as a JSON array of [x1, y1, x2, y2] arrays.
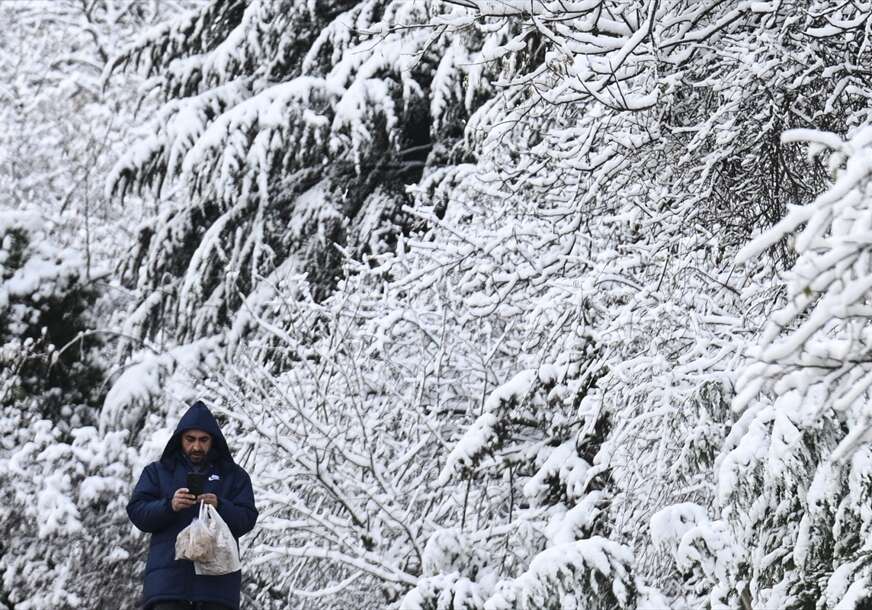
[[105, 0, 523, 346]]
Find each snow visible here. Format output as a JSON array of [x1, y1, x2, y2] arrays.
[[523, 440, 591, 503], [650, 503, 709, 545], [106, 547, 130, 563], [11, 0, 872, 608], [438, 412, 498, 484], [439, 369, 536, 483], [483, 537, 635, 609]]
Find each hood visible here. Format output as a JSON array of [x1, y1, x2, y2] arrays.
[[160, 400, 234, 467]]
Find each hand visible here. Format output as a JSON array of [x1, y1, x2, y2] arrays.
[[171, 488, 196, 512], [197, 493, 218, 508]]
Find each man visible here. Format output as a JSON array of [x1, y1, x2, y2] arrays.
[[128, 400, 258, 610]]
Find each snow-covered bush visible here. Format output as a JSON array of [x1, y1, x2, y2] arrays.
[[0, 423, 139, 610], [0, 209, 101, 421], [0, 210, 143, 609]]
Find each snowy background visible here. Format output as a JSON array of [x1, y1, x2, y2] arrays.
[[3, 0, 872, 608]]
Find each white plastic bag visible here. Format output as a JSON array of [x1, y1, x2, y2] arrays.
[[175, 502, 215, 562], [193, 502, 241, 576]]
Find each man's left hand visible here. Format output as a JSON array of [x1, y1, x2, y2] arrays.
[[198, 493, 219, 508]]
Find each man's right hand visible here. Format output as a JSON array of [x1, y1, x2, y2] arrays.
[[171, 488, 196, 512]]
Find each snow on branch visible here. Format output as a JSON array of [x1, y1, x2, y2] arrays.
[[735, 126, 872, 448], [484, 536, 637, 609], [438, 368, 536, 483]]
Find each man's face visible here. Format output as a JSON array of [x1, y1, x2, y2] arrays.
[[181, 429, 212, 464]]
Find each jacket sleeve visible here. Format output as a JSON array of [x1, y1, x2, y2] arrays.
[[127, 463, 176, 533], [217, 467, 258, 538]]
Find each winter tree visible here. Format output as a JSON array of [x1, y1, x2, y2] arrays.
[[101, 0, 872, 608], [8, 0, 872, 608], [0, 2, 202, 608]]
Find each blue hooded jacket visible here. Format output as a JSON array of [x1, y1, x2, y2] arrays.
[[128, 401, 258, 610]]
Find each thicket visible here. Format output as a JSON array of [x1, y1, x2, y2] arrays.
[[7, 1, 872, 609]]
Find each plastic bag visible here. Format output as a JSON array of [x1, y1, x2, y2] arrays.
[[193, 502, 241, 576], [175, 502, 215, 562]]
